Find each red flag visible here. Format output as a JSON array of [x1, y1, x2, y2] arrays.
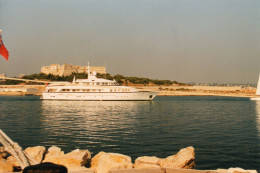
[[0, 30, 9, 61]]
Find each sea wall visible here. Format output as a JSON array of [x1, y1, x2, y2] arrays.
[[0, 85, 45, 95]]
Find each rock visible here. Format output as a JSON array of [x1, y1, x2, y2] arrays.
[[25, 146, 46, 164], [64, 149, 91, 166], [91, 152, 133, 173], [0, 147, 8, 159], [42, 146, 64, 163], [6, 146, 46, 167], [43, 147, 91, 171], [43, 146, 64, 160], [67, 166, 94, 173], [6, 156, 20, 167], [159, 146, 195, 169], [0, 159, 13, 173], [133, 156, 161, 168], [217, 168, 258, 173]]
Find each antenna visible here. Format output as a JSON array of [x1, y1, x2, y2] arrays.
[[87, 62, 90, 75], [105, 58, 107, 79]]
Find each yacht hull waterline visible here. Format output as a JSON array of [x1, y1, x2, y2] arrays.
[[42, 91, 156, 101]]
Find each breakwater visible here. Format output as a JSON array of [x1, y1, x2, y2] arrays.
[[0, 145, 257, 173]]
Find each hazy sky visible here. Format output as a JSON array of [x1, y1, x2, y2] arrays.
[[0, 0, 259, 83]]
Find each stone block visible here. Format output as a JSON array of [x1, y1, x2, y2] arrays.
[[159, 146, 195, 169], [43, 147, 91, 171], [164, 168, 218, 173], [91, 152, 133, 173], [68, 168, 95, 173], [109, 168, 164, 173], [25, 146, 46, 164], [134, 156, 161, 169], [0, 159, 13, 173]]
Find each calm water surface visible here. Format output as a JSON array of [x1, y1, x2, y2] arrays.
[[0, 96, 259, 170]]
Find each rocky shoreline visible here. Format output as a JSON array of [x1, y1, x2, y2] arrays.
[[0, 146, 257, 173]]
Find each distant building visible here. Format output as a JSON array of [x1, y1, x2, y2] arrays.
[[41, 63, 106, 76], [0, 73, 6, 77], [19, 74, 26, 78]]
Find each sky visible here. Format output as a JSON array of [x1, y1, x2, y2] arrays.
[[0, 0, 259, 84]]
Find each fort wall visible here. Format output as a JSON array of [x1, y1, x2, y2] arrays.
[[41, 63, 106, 76]]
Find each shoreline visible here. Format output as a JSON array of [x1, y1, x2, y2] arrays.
[[0, 85, 257, 98]]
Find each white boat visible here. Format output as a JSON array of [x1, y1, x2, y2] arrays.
[[41, 64, 157, 101], [251, 74, 260, 101]]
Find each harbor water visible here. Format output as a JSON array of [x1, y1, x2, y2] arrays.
[[0, 96, 259, 170]]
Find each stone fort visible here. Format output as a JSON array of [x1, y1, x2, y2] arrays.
[[41, 63, 106, 76]]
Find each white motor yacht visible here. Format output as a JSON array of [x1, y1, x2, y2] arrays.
[[42, 64, 157, 101]]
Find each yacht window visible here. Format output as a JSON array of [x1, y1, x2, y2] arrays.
[[114, 89, 116, 92], [48, 89, 57, 92], [97, 82, 100, 85], [72, 89, 76, 92], [92, 89, 96, 92], [110, 89, 112, 92]]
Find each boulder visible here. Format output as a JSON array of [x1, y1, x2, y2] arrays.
[[133, 156, 161, 168], [0, 159, 13, 173], [217, 168, 257, 173], [159, 146, 195, 169], [25, 146, 46, 164], [64, 149, 91, 165], [43, 146, 64, 160], [43, 147, 91, 171], [0, 147, 8, 159], [6, 146, 46, 167], [91, 152, 133, 173], [6, 156, 20, 167]]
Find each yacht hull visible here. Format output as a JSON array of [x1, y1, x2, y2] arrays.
[[250, 97, 260, 101], [41, 91, 157, 101]]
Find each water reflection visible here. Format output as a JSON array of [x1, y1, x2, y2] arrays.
[[40, 100, 155, 150]]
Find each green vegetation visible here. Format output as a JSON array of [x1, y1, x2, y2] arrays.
[[176, 88, 194, 91], [0, 72, 185, 86], [106, 74, 182, 86]]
